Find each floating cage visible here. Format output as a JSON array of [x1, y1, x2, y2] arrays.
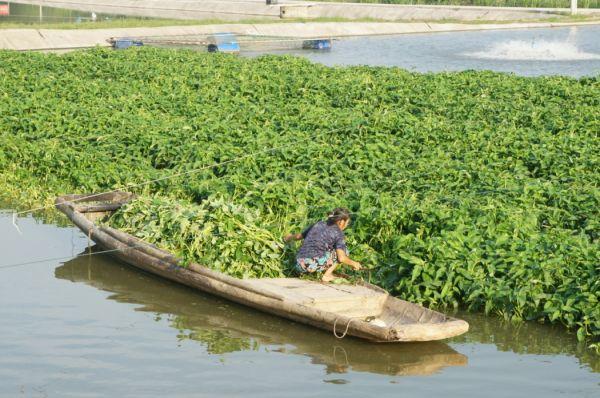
[[302, 39, 331, 50], [109, 33, 332, 53], [207, 33, 240, 53], [108, 37, 144, 50]]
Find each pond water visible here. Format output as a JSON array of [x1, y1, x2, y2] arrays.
[[1, 212, 599, 397], [251, 25, 600, 77], [2, 2, 599, 77]]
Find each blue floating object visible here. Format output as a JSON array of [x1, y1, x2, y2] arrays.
[[112, 38, 144, 50], [207, 33, 240, 53], [302, 39, 332, 51]]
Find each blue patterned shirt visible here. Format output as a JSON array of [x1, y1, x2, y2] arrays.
[[296, 221, 347, 260]]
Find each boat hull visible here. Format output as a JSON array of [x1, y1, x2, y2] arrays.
[[55, 193, 469, 342]]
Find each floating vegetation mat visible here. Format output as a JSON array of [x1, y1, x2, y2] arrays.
[[0, 48, 597, 350]]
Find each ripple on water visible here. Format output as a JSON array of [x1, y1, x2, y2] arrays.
[[464, 40, 600, 61], [1, 203, 600, 396]]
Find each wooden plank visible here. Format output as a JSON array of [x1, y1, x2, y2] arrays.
[[246, 278, 387, 318], [245, 279, 314, 304]]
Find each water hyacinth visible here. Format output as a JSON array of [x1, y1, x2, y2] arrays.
[[108, 196, 286, 279], [0, 48, 597, 349]]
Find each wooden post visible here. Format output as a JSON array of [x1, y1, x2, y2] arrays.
[[571, 0, 578, 15], [39, 4, 42, 23]]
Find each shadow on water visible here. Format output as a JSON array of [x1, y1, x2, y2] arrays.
[[55, 249, 468, 377], [450, 311, 600, 373]]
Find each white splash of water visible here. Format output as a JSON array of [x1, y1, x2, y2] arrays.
[[465, 40, 600, 61]]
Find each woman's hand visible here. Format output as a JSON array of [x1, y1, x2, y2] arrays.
[[336, 249, 362, 270], [284, 233, 302, 243]]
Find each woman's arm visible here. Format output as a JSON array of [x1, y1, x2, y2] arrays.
[[336, 249, 362, 270], [283, 233, 303, 242], [285, 224, 314, 243]]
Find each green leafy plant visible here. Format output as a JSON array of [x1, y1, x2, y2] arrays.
[[0, 48, 597, 348], [108, 195, 287, 279]]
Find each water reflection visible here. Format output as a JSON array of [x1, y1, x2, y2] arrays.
[[452, 311, 600, 373], [55, 250, 467, 377]]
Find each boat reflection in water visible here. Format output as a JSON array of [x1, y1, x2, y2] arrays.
[[55, 249, 468, 377]]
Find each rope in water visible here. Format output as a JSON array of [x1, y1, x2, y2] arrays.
[[4, 125, 388, 271], [0, 244, 146, 270], [0, 225, 290, 270], [0, 224, 377, 271]]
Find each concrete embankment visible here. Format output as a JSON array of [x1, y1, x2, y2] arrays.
[[10, 0, 600, 22], [2, 20, 599, 51]]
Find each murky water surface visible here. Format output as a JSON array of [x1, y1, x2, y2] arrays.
[[251, 25, 600, 77], [2, 2, 599, 77], [1, 212, 598, 397]]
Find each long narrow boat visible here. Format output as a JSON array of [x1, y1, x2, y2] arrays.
[[55, 192, 469, 342], [56, 254, 469, 376]]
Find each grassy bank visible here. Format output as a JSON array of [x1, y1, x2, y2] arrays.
[[0, 18, 213, 30], [0, 49, 597, 349], [0, 16, 412, 30], [1, 15, 598, 30]]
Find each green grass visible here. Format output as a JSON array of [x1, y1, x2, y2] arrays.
[[0, 17, 258, 30], [1, 14, 597, 31], [2, 13, 598, 30], [0, 16, 423, 30]]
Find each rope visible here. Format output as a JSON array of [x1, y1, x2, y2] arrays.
[[332, 313, 378, 339], [12, 213, 22, 236], [5, 209, 376, 271], [333, 317, 356, 339], [2, 210, 371, 271], [12, 126, 346, 219], [0, 244, 144, 270], [3, 125, 388, 271], [0, 226, 277, 270]]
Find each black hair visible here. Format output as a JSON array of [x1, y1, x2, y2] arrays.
[[326, 207, 351, 226]]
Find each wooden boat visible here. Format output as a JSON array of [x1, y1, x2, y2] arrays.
[[55, 192, 469, 343], [56, 253, 469, 376]]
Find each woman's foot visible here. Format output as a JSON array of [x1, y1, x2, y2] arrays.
[[322, 273, 342, 283]]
